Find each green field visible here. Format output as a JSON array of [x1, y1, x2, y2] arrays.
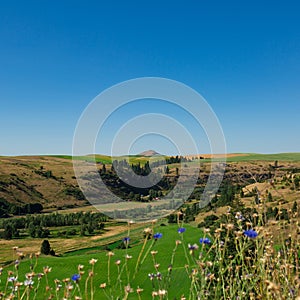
[[53, 152, 300, 165], [224, 152, 300, 162], [1, 224, 204, 299]]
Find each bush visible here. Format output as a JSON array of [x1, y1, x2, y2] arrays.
[[40, 240, 51, 255]]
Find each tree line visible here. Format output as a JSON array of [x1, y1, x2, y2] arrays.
[[0, 211, 108, 240]]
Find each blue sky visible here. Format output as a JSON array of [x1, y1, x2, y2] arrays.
[[0, 1, 299, 156]]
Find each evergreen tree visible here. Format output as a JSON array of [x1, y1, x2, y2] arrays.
[[292, 201, 298, 214], [267, 192, 273, 202], [41, 240, 51, 255], [28, 222, 36, 238], [3, 224, 13, 240], [165, 166, 170, 174]]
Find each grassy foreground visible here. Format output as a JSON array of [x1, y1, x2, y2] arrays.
[[1, 213, 299, 300]]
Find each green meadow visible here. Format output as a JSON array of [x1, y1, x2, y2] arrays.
[[1, 224, 203, 299]]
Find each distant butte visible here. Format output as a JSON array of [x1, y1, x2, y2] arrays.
[[138, 150, 161, 157]]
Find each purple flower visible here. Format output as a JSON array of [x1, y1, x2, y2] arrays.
[[188, 243, 199, 250], [71, 274, 80, 282], [8, 276, 17, 282], [243, 229, 258, 238], [153, 232, 163, 239], [123, 237, 130, 243], [199, 237, 211, 244], [24, 279, 34, 286], [177, 227, 186, 234]]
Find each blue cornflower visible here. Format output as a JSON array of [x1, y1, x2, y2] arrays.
[[123, 237, 130, 243], [199, 237, 211, 244], [153, 232, 163, 239], [71, 274, 80, 282], [243, 229, 258, 238], [177, 227, 186, 234]]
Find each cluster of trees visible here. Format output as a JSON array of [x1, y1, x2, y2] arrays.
[[63, 186, 86, 200], [99, 161, 176, 202], [34, 167, 57, 180], [0, 198, 43, 217], [0, 211, 108, 240]]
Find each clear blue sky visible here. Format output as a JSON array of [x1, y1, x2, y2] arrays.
[[0, 1, 299, 156]]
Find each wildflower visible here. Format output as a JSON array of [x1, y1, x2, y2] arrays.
[[24, 279, 34, 286], [206, 261, 213, 267], [158, 289, 167, 296], [226, 224, 234, 230], [143, 227, 152, 235], [235, 212, 245, 221], [100, 283, 106, 289], [115, 260, 121, 265], [188, 243, 199, 255], [153, 232, 162, 239], [151, 250, 158, 256], [177, 227, 186, 234], [25, 272, 35, 279], [124, 284, 133, 293], [191, 269, 198, 276], [243, 229, 258, 238], [156, 272, 162, 280], [175, 240, 182, 245], [136, 287, 143, 294], [8, 276, 17, 282], [125, 254, 132, 260], [235, 231, 243, 238], [123, 237, 130, 243], [71, 274, 80, 282], [188, 243, 199, 250], [148, 273, 155, 280], [43, 266, 52, 273], [16, 281, 23, 287], [199, 237, 211, 244], [89, 258, 98, 265]]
